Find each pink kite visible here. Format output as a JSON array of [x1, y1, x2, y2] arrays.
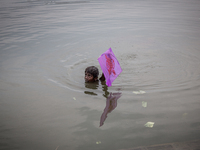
[[98, 48, 122, 87]]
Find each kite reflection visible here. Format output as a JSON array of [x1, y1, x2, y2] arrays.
[[100, 92, 122, 127], [84, 81, 122, 127]]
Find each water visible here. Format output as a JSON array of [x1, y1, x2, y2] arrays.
[[0, 0, 200, 149]]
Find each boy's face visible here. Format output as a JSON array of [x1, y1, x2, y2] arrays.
[[85, 72, 97, 82]]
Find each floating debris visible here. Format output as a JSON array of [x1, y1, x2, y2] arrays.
[[73, 97, 76, 100], [96, 141, 101, 144], [142, 101, 147, 107], [132, 90, 146, 94], [144, 122, 155, 128]]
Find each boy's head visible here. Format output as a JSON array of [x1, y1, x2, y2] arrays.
[[85, 66, 99, 82]]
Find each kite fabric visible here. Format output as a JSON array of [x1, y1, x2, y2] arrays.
[[98, 48, 122, 87]]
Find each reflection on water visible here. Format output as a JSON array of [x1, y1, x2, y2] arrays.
[[85, 81, 121, 127], [102, 82, 110, 98], [84, 82, 99, 96], [84, 82, 99, 90], [100, 92, 122, 127], [84, 80, 110, 97]]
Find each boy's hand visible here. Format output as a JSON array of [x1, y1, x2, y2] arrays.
[[99, 73, 105, 81]]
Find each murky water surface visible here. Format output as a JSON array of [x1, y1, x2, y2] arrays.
[[0, 0, 200, 149]]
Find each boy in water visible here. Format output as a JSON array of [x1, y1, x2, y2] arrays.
[[85, 66, 105, 83]]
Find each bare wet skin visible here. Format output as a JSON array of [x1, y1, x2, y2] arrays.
[[85, 72, 96, 83], [0, 0, 200, 150]]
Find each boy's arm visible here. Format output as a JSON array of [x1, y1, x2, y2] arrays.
[[99, 73, 105, 82]]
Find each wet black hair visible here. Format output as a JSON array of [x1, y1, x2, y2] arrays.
[[85, 66, 99, 79]]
